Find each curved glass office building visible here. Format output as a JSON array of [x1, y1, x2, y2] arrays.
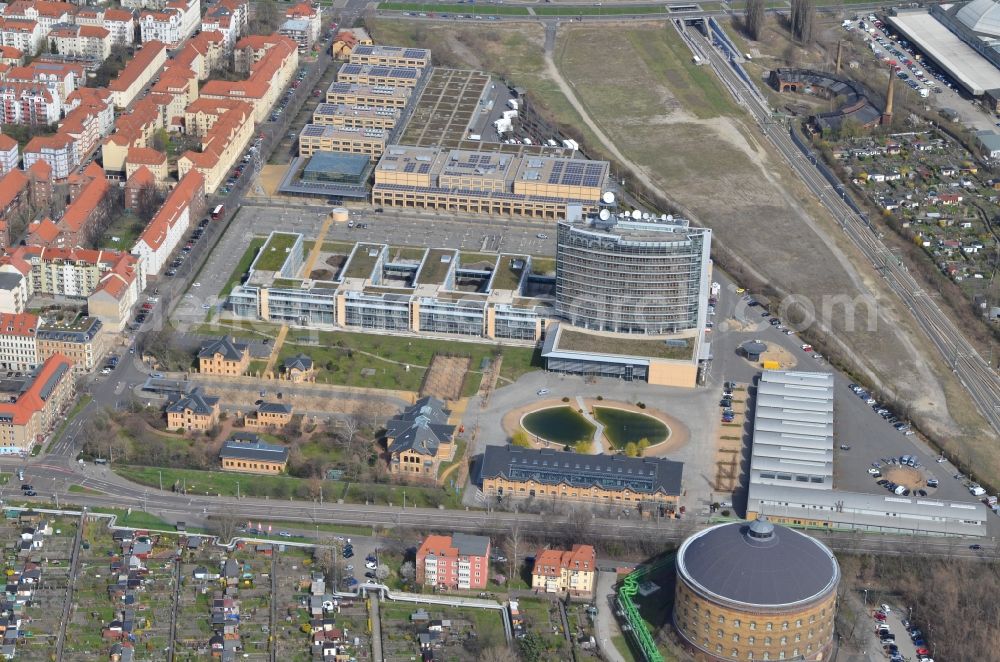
[[555, 217, 712, 335]]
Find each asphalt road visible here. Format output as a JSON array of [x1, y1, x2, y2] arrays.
[[689, 27, 1000, 436]]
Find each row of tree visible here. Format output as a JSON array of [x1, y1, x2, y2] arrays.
[[742, 0, 815, 45]]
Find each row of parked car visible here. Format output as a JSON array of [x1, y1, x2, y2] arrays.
[[720, 382, 735, 423], [268, 68, 309, 123], [163, 217, 211, 278], [874, 605, 933, 662], [849, 383, 914, 435]]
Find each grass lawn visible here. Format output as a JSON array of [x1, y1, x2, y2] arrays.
[[114, 465, 464, 508], [97, 211, 145, 251], [534, 4, 668, 15], [379, 2, 531, 14], [557, 327, 692, 360], [221, 237, 266, 298], [88, 507, 173, 530], [437, 438, 467, 479], [281, 328, 541, 391]]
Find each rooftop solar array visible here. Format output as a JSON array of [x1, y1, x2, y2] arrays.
[[548, 160, 607, 186], [301, 125, 328, 137], [404, 48, 427, 59]]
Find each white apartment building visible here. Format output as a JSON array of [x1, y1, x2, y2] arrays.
[[0, 135, 18, 175], [48, 24, 112, 61], [0, 313, 39, 373], [140, 0, 199, 47], [0, 19, 44, 57]]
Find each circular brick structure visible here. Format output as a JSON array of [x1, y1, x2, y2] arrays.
[[674, 518, 840, 661]]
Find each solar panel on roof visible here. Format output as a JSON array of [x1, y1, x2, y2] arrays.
[[403, 49, 425, 59]]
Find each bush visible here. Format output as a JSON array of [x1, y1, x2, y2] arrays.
[[511, 430, 531, 448], [562, 396, 570, 402], [596, 395, 603, 401], [721, 510, 731, 517], [636, 402, 646, 409]]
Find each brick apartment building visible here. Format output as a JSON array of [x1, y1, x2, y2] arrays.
[[416, 533, 491, 591]]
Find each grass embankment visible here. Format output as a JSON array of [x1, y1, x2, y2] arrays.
[[114, 466, 463, 508]]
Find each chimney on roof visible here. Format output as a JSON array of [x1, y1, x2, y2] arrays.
[[881, 65, 894, 127]]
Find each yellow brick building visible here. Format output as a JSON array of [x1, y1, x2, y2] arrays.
[[243, 402, 293, 430], [219, 433, 288, 474], [386, 396, 456, 479], [198, 337, 250, 376], [165, 387, 220, 432], [673, 519, 839, 662]]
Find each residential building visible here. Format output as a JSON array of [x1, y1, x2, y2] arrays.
[[0, 19, 44, 57], [104, 9, 137, 47], [124, 165, 156, 211], [30, 163, 109, 247], [281, 353, 314, 382], [348, 44, 430, 69], [60, 92, 113, 159], [125, 146, 168, 182], [131, 169, 205, 276], [139, 0, 199, 47], [480, 445, 684, 510], [331, 29, 372, 60], [169, 29, 224, 82], [0, 135, 18, 175], [0, 312, 38, 372], [530, 545, 596, 597], [202, 34, 298, 123], [201, 0, 247, 51], [0, 353, 74, 453], [386, 396, 455, 478], [23, 132, 76, 179], [0, 81, 61, 125], [0, 169, 32, 251], [177, 98, 254, 193], [219, 432, 288, 474], [0, 45, 23, 65], [3, 2, 76, 34], [284, 1, 321, 45], [197, 336, 249, 375], [242, 402, 293, 429], [416, 534, 490, 590], [107, 40, 167, 108], [87, 261, 142, 333], [10, 61, 87, 106], [165, 386, 219, 431], [371, 146, 609, 220], [11, 245, 142, 299], [102, 97, 163, 174], [297, 124, 386, 160], [35, 316, 105, 374], [47, 24, 111, 61], [279, 19, 312, 53], [0, 272, 29, 314]]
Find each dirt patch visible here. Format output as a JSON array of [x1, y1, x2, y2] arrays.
[[420, 355, 471, 402], [325, 255, 347, 270], [742, 342, 798, 370], [882, 466, 926, 490], [310, 268, 333, 280]]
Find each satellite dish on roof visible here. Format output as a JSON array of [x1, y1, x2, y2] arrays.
[[666, 214, 673, 221], [660, 214, 667, 220], [631, 210, 641, 220], [602, 191, 615, 204], [598, 209, 611, 221], [642, 213, 651, 220]]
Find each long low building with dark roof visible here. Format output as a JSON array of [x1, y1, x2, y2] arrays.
[[769, 68, 885, 134], [480, 445, 683, 510]]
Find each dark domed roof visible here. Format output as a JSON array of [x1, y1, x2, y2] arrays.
[[677, 519, 839, 608]]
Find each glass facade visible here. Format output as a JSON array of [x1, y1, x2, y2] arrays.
[[494, 304, 540, 340], [418, 298, 486, 336], [343, 292, 410, 330], [555, 219, 711, 335]]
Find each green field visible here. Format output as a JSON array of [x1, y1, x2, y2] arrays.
[[255, 232, 300, 271], [281, 327, 540, 391], [534, 4, 668, 15], [379, 2, 531, 14], [114, 465, 464, 508]]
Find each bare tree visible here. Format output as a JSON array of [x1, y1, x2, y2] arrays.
[[790, 0, 815, 45], [479, 646, 515, 662], [214, 515, 241, 542], [745, 0, 765, 41], [135, 181, 165, 221]]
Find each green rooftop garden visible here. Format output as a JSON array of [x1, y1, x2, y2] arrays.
[[253, 233, 300, 272], [344, 244, 382, 279], [556, 327, 694, 361], [491, 255, 526, 291], [418, 249, 456, 284]]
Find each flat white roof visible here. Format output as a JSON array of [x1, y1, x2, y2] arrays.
[[889, 10, 1000, 95]]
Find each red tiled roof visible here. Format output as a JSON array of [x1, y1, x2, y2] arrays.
[[0, 169, 29, 211], [108, 40, 165, 93], [27, 217, 60, 243], [104, 8, 134, 21], [61, 175, 108, 233], [0, 354, 72, 425], [0, 134, 16, 152], [127, 147, 167, 166], [127, 165, 156, 186], [27, 159, 50, 180], [79, 25, 109, 39], [0, 312, 38, 337], [137, 170, 203, 250]]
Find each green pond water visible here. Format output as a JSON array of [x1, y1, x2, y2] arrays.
[[522, 407, 596, 444], [594, 407, 669, 448]]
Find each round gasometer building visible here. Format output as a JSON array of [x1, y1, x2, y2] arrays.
[[673, 517, 840, 661]]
